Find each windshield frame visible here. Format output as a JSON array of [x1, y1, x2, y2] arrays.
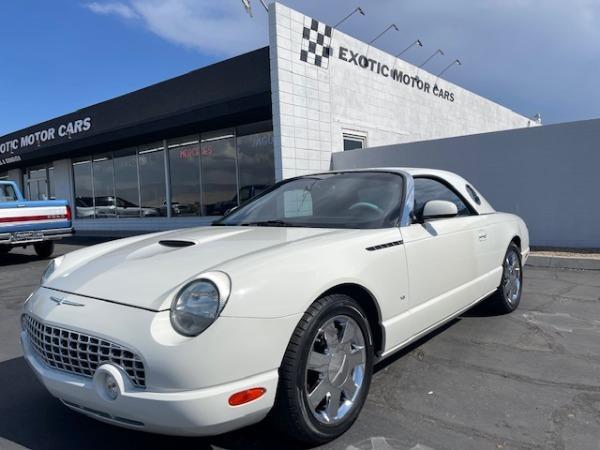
[[213, 170, 408, 229]]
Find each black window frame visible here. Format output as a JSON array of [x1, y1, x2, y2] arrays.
[[466, 184, 482, 205], [412, 175, 478, 222], [342, 133, 367, 151]]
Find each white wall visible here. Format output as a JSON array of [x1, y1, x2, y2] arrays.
[[269, 2, 537, 179]]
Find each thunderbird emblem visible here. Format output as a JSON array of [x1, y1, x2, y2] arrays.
[[50, 296, 84, 307]]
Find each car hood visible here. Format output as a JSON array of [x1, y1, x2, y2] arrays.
[[44, 226, 347, 311]]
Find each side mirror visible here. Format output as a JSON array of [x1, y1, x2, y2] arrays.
[[421, 200, 458, 221]]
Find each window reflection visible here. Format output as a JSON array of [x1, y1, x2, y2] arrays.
[[92, 154, 116, 219], [73, 159, 94, 219], [70, 123, 275, 220], [114, 149, 143, 218], [169, 136, 201, 216], [139, 143, 167, 217], [237, 131, 275, 204], [201, 132, 237, 216]]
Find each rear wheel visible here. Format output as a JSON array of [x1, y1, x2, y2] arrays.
[[272, 294, 374, 445], [490, 243, 523, 313], [34, 241, 55, 259]]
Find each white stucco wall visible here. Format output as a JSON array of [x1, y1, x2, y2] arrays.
[[269, 2, 537, 179]]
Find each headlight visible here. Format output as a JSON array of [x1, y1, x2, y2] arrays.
[[41, 255, 64, 284], [170, 272, 231, 337]]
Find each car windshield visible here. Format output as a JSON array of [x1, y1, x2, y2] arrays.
[[215, 171, 404, 229]]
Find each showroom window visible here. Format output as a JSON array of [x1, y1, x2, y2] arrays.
[[72, 158, 94, 219], [92, 154, 115, 219], [237, 131, 275, 204], [343, 133, 367, 151], [114, 148, 141, 218], [201, 130, 237, 216], [139, 143, 167, 216], [168, 135, 202, 216], [71, 123, 275, 220]]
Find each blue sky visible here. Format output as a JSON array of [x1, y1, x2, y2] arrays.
[[2, 0, 600, 136]]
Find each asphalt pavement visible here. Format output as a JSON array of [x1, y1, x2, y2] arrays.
[[0, 240, 599, 450]]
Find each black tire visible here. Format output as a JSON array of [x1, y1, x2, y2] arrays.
[[489, 242, 523, 314], [0, 246, 10, 255], [271, 294, 374, 445], [34, 241, 55, 259]]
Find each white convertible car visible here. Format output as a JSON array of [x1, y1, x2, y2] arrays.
[[21, 168, 529, 444]]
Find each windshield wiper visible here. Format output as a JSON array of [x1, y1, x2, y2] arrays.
[[240, 220, 299, 227]]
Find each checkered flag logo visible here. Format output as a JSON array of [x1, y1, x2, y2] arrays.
[[300, 18, 332, 68]]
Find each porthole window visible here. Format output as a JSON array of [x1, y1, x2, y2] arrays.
[[466, 185, 481, 205]]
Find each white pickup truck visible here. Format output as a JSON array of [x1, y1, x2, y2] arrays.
[[0, 180, 72, 258]]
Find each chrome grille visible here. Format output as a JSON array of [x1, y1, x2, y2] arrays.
[[24, 315, 146, 388]]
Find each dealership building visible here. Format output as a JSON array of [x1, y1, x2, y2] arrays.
[[0, 3, 538, 235]]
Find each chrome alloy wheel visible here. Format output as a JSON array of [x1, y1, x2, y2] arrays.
[[502, 249, 522, 305], [305, 315, 366, 425]]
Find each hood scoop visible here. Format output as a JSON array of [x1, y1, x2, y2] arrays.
[[158, 240, 196, 248]]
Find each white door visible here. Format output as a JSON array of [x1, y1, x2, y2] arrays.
[[390, 177, 488, 347]]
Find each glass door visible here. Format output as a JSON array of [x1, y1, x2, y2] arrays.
[[24, 166, 51, 200]]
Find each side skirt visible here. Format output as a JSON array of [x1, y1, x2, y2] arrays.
[[376, 287, 497, 362]]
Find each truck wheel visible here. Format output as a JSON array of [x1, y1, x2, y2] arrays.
[[34, 241, 55, 259]]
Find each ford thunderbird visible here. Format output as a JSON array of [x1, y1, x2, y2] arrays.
[[20, 168, 529, 444]]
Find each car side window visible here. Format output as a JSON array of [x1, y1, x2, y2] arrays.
[[413, 177, 471, 218], [0, 184, 18, 202], [466, 184, 481, 205]]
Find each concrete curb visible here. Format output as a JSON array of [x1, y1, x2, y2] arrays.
[[527, 255, 600, 271]]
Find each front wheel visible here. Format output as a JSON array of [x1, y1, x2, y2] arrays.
[[271, 294, 374, 445], [34, 241, 55, 259], [489, 243, 523, 313]]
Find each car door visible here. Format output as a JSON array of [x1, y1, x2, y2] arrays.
[[395, 177, 488, 343]]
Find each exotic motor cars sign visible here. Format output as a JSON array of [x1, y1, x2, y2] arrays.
[[0, 117, 93, 166], [337, 47, 455, 102]]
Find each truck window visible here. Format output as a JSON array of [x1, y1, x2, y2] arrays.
[[0, 184, 18, 202]]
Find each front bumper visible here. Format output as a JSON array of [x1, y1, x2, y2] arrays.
[[22, 332, 277, 435], [21, 288, 302, 436]]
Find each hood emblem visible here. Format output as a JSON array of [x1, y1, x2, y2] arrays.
[[50, 296, 85, 307]]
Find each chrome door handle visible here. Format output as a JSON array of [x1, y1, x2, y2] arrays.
[[478, 231, 487, 241]]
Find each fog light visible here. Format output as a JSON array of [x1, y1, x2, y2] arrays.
[[105, 374, 119, 400], [228, 388, 266, 406]]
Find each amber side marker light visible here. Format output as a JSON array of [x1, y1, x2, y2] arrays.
[[228, 388, 266, 406]]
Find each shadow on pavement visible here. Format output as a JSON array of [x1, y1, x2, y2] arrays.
[[0, 357, 303, 450], [0, 252, 44, 267]]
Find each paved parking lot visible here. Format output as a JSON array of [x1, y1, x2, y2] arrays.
[[1, 240, 599, 450]]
